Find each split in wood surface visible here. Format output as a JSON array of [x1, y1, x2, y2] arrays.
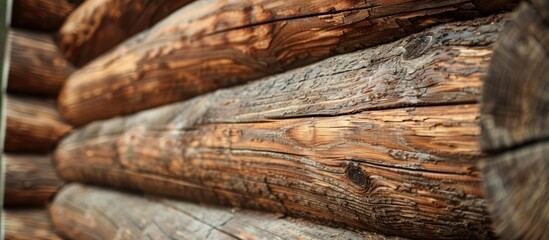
[[6, 95, 73, 153], [53, 15, 511, 239], [4, 154, 64, 206], [8, 29, 74, 96], [51, 183, 403, 240], [58, 0, 518, 126]]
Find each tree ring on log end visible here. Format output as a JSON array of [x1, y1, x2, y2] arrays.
[[403, 35, 434, 60], [346, 165, 370, 189]]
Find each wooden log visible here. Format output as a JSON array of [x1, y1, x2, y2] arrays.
[[8, 29, 75, 96], [4, 209, 62, 240], [6, 95, 73, 153], [57, 0, 518, 126], [58, 0, 196, 66], [4, 154, 64, 206], [53, 15, 511, 239], [11, 0, 82, 31], [480, 1, 549, 151], [479, 141, 549, 240], [51, 184, 399, 240]]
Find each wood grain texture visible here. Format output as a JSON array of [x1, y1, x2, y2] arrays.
[[6, 95, 73, 153], [8, 29, 75, 96], [53, 15, 511, 239], [479, 141, 549, 240], [58, 0, 518, 126], [51, 184, 402, 240], [4, 154, 64, 206], [4, 209, 62, 240], [480, 1, 549, 151], [58, 0, 196, 66], [11, 0, 82, 31]]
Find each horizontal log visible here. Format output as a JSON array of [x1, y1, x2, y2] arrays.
[[58, 0, 196, 66], [479, 141, 549, 239], [8, 29, 75, 96], [58, 0, 518, 126], [481, 1, 549, 151], [51, 184, 398, 240], [11, 0, 82, 31], [53, 15, 511, 239], [4, 209, 62, 240], [6, 95, 73, 153], [4, 154, 64, 206]]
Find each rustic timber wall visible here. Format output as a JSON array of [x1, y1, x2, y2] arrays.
[[53, 15, 510, 239], [57, 0, 518, 126]]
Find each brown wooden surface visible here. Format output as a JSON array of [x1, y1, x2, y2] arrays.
[[4, 154, 64, 206], [11, 0, 82, 31], [479, 141, 549, 239], [57, 0, 518, 126], [51, 184, 402, 240], [5, 95, 73, 153], [4, 209, 62, 240], [53, 15, 511, 239], [58, 0, 196, 66], [8, 29, 75, 96], [480, 1, 549, 151]]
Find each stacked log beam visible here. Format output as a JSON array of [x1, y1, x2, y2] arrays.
[[479, 1, 549, 239], [4, 154, 64, 206], [51, 184, 399, 240], [5, 95, 72, 153], [57, 0, 518, 126], [58, 0, 197, 66], [11, 0, 82, 31], [52, 15, 510, 239], [8, 30, 75, 96], [4, 209, 62, 240]]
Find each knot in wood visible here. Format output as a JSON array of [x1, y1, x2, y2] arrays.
[[346, 166, 370, 189], [403, 35, 433, 60]]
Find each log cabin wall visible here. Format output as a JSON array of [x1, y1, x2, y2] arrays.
[[5, 0, 549, 239], [57, 0, 519, 126], [53, 15, 508, 239]]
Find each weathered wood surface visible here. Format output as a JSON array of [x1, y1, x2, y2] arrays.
[[6, 95, 73, 153], [8, 29, 75, 96], [58, 0, 518, 126], [479, 141, 549, 240], [53, 16, 511, 239], [51, 184, 402, 240], [4, 154, 64, 206], [4, 209, 62, 240], [481, 1, 549, 151], [58, 0, 196, 66], [479, 2, 549, 239], [11, 0, 82, 31]]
